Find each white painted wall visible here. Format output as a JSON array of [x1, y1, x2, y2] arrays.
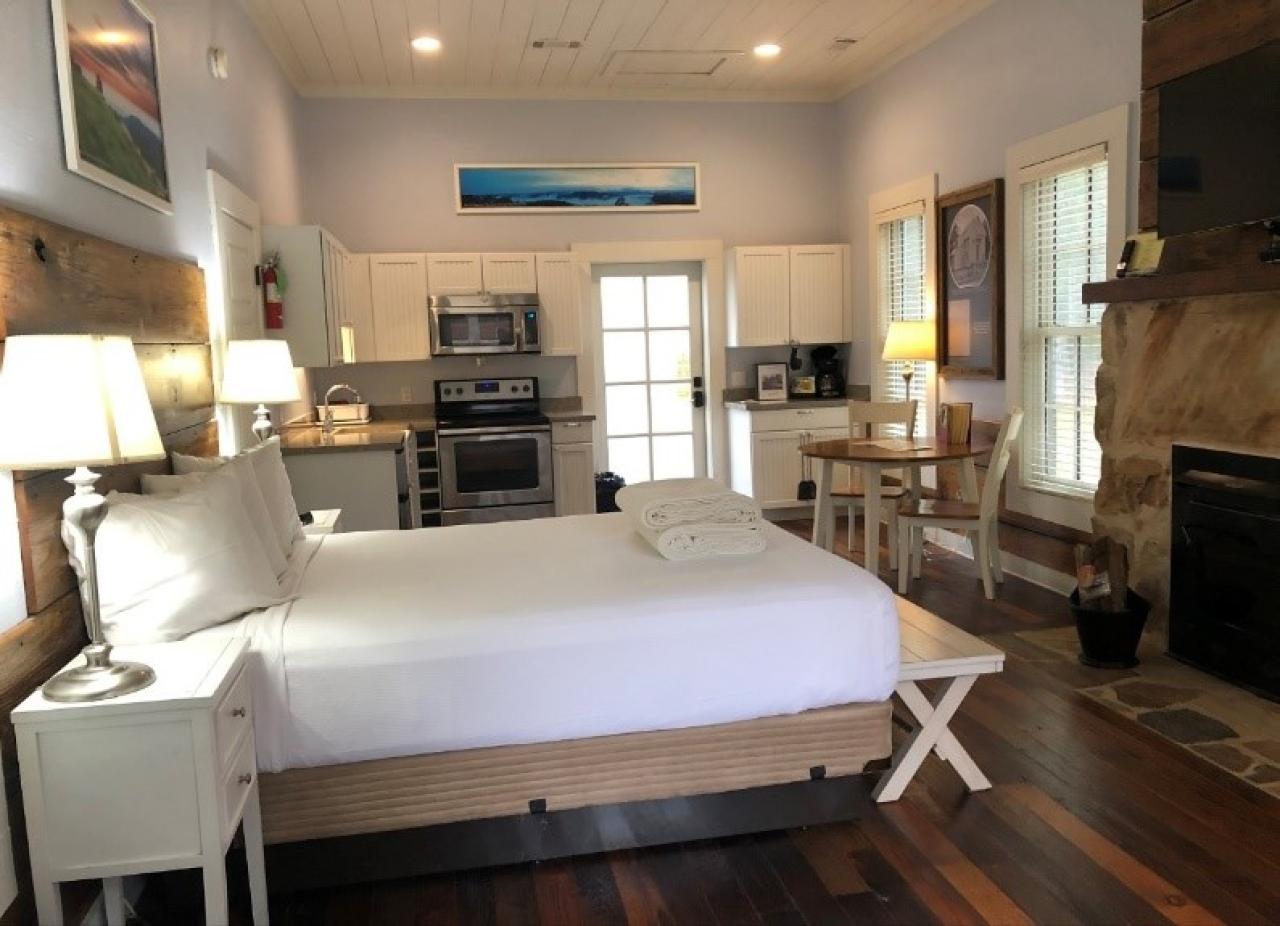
[[835, 0, 1142, 420], [0, 0, 302, 914]]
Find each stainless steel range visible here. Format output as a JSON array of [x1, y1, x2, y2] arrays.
[[435, 377, 553, 525]]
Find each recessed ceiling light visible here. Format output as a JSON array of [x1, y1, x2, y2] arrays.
[[411, 35, 442, 53], [753, 43, 782, 58]]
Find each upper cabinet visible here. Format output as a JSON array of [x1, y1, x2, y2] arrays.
[[343, 254, 376, 364], [727, 244, 850, 347], [534, 253, 585, 356], [481, 253, 538, 293], [263, 225, 350, 369], [426, 253, 483, 295], [370, 254, 431, 362]]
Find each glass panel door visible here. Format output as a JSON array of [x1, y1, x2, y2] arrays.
[[596, 265, 705, 485]]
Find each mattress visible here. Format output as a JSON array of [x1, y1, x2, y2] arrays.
[[198, 513, 899, 773]]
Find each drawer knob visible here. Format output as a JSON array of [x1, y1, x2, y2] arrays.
[[239, 773, 254, 786], [230, 707, 247, 718]]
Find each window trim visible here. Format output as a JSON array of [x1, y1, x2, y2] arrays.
[[868, 175, 938, 437], [1004, 105, 1129, 532]]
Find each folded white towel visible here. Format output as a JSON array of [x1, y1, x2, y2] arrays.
[[638, 522, 767, 561], [616, 478, 762, 529]]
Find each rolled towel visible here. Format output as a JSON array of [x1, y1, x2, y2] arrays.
[[638, 522, 767, 561], [616, 478, 762, 530]]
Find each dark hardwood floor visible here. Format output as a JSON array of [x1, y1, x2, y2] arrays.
[[138, 517, 1280, 925]]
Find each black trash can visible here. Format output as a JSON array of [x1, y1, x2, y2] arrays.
[[1070, 589, 1151, 669], [594, 472, 626, 513]]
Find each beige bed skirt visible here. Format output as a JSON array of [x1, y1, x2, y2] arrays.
[[260, 700, 892, 844]]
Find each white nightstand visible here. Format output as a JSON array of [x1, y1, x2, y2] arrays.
[[13, 637, 268, 926], [301, 508, 343, 536]]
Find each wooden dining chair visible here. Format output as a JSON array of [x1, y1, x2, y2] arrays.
[[897, 409, 1024, 599], [831, 400, 917, 568]]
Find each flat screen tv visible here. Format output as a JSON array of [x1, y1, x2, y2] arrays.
[[1157, 41, 1280, 237]]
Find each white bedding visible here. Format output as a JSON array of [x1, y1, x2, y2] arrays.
[[195, 513, 899, 773]]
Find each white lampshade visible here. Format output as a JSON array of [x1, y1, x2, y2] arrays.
[[219, 339, 301, 405], [882, 321, 937, 362], [0, 335, 165, 470]]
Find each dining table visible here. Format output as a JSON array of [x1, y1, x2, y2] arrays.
[[798, 436, 993, 575]]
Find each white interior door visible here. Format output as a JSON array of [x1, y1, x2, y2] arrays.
[[206, 170, 264, 453], [594, 263, 706, 484]]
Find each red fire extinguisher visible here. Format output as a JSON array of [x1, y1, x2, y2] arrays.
[[262, 255, 285, 330]]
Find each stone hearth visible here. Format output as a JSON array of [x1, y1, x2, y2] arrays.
[[1093, 290, 1280, 629]]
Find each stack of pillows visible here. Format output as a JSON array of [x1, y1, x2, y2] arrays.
[[615, 478, 766, 561], [63, 437, 304, 645]]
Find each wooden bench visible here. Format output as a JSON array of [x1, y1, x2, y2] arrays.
[[874, 598, 1006, 802]]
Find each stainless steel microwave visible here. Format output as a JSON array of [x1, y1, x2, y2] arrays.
[[429, 294, 541, 356]]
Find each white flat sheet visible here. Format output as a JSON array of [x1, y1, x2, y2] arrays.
[[197, 514, 899, 772]]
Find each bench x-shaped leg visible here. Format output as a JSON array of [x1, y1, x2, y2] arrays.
[[872, 676, 991, 802]]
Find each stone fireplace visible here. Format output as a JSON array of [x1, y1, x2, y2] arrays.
[[1093, 289, 1280, 629]]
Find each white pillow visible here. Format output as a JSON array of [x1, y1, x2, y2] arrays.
[[65, 470, 285, 644], [142, 455, 289, 582]]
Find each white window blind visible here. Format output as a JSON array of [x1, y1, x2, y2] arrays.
[[877, 211, 928, 436], [1020, 146, 1108, 496]]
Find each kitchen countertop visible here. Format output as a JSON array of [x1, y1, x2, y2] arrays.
[[278, 422, 410, 455], [544, 409, 596, 423], [723, 397, 853, 411]]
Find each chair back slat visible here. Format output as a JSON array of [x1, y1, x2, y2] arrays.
[[980, 409, 1024, 516], [848, 400, 917, 439]]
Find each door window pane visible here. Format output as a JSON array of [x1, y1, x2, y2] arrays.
[[601, 276, 644, 329], [603, 331, 647, 383], [645, 276, 689, 327], [608, 437, 651, 485], [649, 382, 692, 434], [652, 434, 694, 480], [647, 330, 691, 381], [606, 384, 649, 436]]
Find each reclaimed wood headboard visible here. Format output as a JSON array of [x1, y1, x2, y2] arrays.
[[0, 203, 217, 918]]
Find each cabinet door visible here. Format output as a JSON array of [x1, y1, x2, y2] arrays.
[[749, 430, 805, 506], [729, 247, 790, 347], [321, 234, 346, 365], [426, 253, 484, 295], [370, 254, 431, 361], [535, 253, 584, 355], [481, 253, 538, 293], [553, 443, 596, 516], [789, 245, 847, 344], [343, 254, 377, 363]]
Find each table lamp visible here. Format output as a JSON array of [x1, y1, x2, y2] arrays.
[[881, 320, 937, 397], [218, 339, 301, 441], [0, 335, 165, 702]]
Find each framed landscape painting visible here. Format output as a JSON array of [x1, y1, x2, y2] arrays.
[[936, 179, 1004, 379], [50, 0, 172, 213], [456, 164, 700, 214]]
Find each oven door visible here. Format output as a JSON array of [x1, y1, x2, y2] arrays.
[[431, 309, 521, 355], [439, 428, 553, 509]]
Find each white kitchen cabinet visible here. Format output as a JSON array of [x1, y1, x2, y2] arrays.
[[728, 405, 850, 508], [552, 419, 596, 516], [535, 253, 585, 355], [370, 253, 431, 362], [427, 253, 484, 295], [481, 253, 538, 293], [263, 225, 350, 368], [285, 448, 402, 531], [726, 244, 850, 347], [343, 253, 377, 363]]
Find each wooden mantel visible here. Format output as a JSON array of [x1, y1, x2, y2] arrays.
[[1082, 262, 1280, 304]]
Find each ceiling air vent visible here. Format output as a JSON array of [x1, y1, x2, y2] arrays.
[[601, 49, 744, 81], [531, 39, 582, 49]]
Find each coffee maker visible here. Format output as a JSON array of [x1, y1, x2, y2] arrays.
[[810, 345, 845, 398]]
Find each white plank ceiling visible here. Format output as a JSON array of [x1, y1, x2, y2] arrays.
[[239, 0, 993, 101]]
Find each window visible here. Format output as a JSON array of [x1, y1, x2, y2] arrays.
[[876, 209, 928, 436], [1019, 146, 1108, 496]]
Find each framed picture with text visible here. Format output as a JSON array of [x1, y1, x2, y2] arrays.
[[936, 179, 1004, 379]]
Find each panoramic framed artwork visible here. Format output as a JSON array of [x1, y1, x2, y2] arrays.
[[455, 163, 700, 214], [50, 0, 172, 213], [936, 179, 1004, 379]]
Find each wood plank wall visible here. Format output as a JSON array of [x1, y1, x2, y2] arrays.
[[0, 203, 216, 923]]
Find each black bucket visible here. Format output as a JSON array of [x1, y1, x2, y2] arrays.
[[594, 472, 626, 513], [1070, 589, 1151, 669]]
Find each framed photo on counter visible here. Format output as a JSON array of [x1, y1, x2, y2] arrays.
[[755, 363, 789, 402], [936, 179, 1004, 379]]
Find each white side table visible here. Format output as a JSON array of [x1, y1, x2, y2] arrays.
[[13, 637, 268, 926], [302, 508, 343, 536]]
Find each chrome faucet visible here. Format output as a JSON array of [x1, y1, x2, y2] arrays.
[[321, 383, 362, 434]]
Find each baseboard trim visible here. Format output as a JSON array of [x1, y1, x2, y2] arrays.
[[925, 528, 1075, 595]]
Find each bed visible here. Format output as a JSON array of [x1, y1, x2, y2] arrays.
[[192, 512, 900, 846]]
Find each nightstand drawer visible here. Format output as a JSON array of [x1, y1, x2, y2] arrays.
[[220, 732, 257, 844], [215, 668, 253, 770]]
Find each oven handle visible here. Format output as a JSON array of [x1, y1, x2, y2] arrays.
[[438, 425, 552, 437]]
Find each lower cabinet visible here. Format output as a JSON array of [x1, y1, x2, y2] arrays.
[[284, 448, 403, 531], [552, 419, 596, 516], [729, 407, 851, 508]]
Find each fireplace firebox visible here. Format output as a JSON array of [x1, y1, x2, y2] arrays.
[[1170, 444, 1280, 701]]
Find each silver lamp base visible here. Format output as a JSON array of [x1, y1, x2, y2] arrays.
[[41, 643, 156, 703]]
